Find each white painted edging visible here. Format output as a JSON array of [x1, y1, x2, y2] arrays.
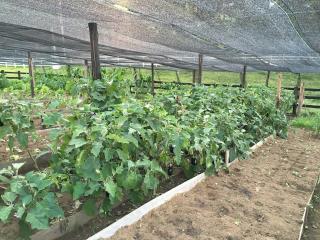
[[88, 135, 274, 240], [298, 176, 320, 240]]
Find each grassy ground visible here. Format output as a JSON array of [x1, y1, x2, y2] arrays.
[[291, 111, 320, 135]]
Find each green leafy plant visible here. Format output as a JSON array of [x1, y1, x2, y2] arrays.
[[0, 164, 63, 236]]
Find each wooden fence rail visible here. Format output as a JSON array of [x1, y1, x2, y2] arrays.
[[1, 70, 29, 80]]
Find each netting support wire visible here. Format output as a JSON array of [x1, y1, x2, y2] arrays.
[[240, 65, 247, 88], [266, 71, 271, 87], [27, 52, 35, 98], [151, 63, 155, 96], [88, 22, 102, 80], [84, 60, 90, 78]]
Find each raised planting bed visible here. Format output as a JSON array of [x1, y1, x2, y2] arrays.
[[0, 134, 273, 240], [90, 129, 320, 240]]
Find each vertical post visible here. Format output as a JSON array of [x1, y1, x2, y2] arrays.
[[84, 60, 90, 78], [88, 22, 101, 80], [276, 73, 282, 108], [198, 54, 203, 84], [266, 71, 271, 87], [293, 74, 302, 116], [28, 52, 35, 98], [297, 82, 305, 115], [240, 65, 247, 88], [175, 71, 181, 83], [17, 71, 21, 80], [151, 63, 155, 95], [192, 69, 196, 85], [66, 65, 71, 77]]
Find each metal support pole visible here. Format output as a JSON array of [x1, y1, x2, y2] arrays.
[[28, 52, 35, 98], [88, 22, 101, 80]]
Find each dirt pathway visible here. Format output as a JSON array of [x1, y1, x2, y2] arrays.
[[108, 129, 320, 240]]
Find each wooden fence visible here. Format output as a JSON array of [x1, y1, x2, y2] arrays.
[[0, 70, 29, 80], [283, 87, 320, 109]]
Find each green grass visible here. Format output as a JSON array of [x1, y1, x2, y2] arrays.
[[291, 111, 320, 135]]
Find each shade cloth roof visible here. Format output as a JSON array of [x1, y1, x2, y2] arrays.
[[0, 0, 319, 72]]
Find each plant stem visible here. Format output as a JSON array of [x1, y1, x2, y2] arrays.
[[27, 150, 40, 171]]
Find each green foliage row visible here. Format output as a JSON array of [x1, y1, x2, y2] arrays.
[[0, 75, 294, 238]]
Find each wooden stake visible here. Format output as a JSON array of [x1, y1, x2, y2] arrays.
[[151, 63, 155, 95], [192, 70, 196, 85], [266, 71, 271, 87], [88, 22, 101, 80], [17, 71, 21, 80], [66, 65, 71, 77], [28, 52, 35, 98], [240, 65, 247, 88], [297, 82, 305, 115], [276, 73, 282, 108], [198, 54, 203, 84], [293, 74, 301, 116]]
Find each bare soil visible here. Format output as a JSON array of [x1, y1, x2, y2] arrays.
[[302, 181, 320, 240], [0, 129, 49, 163], [108, 129, 320, 240]]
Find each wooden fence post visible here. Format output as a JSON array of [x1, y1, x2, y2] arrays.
[[17, 71, 21, 80], [240, 65, 247, 88], [192, 70, 196, 85], [88, 22, 101, 80], [66, 65, 71, 78], [276, 73, 282, 108], [28, 52, 36, 98], [293, 74, 302, 116], [297, 82, 305, 116], [198, 54, 203, 84], [151, 63, 155, 95], [266, 71, 271, 87]]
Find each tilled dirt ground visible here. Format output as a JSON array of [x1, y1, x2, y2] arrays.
[[302, 181, 320, 240], [108, 129, 320, 240], [0, 128, 49, 162]]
